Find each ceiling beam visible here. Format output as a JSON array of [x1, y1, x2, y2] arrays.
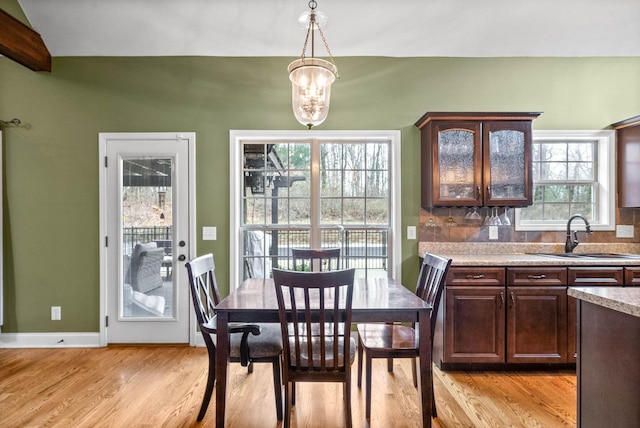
[[0, 8, 51, 72]]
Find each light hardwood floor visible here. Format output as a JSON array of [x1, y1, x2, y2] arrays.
[[0, 346, 576, 427]]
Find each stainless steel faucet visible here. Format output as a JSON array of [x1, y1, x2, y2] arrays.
[[565, 214, 592, 253]]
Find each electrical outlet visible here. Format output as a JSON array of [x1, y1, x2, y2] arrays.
[[616, 225, 634, 238], [51, 306, 61, 321], [489, 226, 498, 240], [202, 226, 217, 240], [407, 226, 416, 240]]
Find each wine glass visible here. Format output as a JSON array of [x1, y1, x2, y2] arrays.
[[501, 208, 511, 226], [484, 208, 491, 226], [469, 207, 481, 221], [490, 207, 502, 226]]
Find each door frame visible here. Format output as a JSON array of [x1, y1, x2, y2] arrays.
[[98, 132, 197, 346]]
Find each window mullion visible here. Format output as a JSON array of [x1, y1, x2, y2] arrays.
[[310, 140, 321, 248]]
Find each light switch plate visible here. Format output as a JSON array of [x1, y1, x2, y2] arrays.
[[489, 225, 498, 240], [407, 226, 416, 240], [51, 306, 61, 321], [616, 225, 634, 238], [202, 226, 217, 240]]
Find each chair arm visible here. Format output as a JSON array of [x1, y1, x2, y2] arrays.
[[234, 323, 262, 367]]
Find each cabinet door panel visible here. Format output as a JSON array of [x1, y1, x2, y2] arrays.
[[615, 117, 640, 208], [484, 121, 532, 206], [507, 286, 567, 363], [444, 286, 505, 364], [432, 121, 482, 206]]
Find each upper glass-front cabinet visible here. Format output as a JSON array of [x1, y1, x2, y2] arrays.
[[416, 112, 541, 208]]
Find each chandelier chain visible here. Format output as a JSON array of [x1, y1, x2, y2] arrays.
[[298, 8, 338, 76]]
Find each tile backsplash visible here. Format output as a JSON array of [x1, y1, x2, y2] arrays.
[[419, 207, 640, 244]]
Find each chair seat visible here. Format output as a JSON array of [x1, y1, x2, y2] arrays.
[[226, 323, 283, 359], [357, 323, 418, 350], [287, 336, 356, 368]]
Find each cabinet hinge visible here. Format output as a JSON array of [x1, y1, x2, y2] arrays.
[[105, 236, 108, 247], [104, 156, 108, 167], [105, 316, 109, 327]]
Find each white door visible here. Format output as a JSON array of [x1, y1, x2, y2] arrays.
[[100, 133, 195, 344]]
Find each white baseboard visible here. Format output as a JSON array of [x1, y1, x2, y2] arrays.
[[0, 332, 101, 348]]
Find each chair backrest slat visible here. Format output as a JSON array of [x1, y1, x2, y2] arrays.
[[185, 254, 222, 328]]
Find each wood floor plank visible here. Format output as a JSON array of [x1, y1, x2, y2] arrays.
[[0, 346, 576, 427]]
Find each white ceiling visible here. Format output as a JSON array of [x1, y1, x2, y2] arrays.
[[18, 0, 640, 58]]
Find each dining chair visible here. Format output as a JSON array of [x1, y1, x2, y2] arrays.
[[291, 248, 341, 272], [356, 253, 452, 419], [185, 254, 283, 422], [272, 267, 356, 428]]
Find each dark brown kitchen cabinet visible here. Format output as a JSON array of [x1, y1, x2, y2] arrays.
[[612, 115, 640, 208], [506, 267, 568, 363], [567, 266, 625, 363], [415, 112, 541, 208], [567, 266, 624, 286], [443, 286, 506, 365], [506, 286, 567, 363], [624, 266, 640, 286], [438, 266, 570, 368], [438, 267, 505, 366]]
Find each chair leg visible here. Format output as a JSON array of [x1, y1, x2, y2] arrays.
[[272, 359, 283, 421], [292, 382, 296, 405], [365, 354, 373, 419], [197, 349, 216, 421], [357, 337, 363, 387], [284, 381, 293, 428], [344, 381, 353, 428], [411, 357, 418, 387], [247, 361, 254, 373], [432, 371, 437, 418], [387, 357, 393, 372]]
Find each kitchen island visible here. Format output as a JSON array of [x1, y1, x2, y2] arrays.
[[568, 287, 640, 428]]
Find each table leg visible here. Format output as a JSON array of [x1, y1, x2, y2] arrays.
[[216, 311, 229, 427], [418, 308, 432, 428]]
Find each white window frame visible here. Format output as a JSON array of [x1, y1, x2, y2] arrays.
[[229, 130, 402, 290], [515, 130, 616, 231]]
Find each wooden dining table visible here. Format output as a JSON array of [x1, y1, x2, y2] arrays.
[[214, 277, 433, 427]]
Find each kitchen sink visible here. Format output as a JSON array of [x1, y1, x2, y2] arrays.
[[528, 252, 640, 259]]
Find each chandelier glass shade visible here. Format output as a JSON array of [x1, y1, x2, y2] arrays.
[[288, 1, 337, 129]]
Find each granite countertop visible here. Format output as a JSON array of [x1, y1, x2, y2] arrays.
[[418, 242, 640, 266], [568, 287, 640, 318]]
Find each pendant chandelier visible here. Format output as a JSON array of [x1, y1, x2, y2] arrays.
[[288, 0, 338, 129]]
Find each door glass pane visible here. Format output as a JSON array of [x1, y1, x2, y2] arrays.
[[489, 130, 526, 199], [438, 130, 475, 199], [121, 158, 173, 319]]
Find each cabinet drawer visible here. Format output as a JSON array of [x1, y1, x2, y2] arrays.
[[507, 267, 567, 286], [446, 267, 505, 286], [568, 267, 623, 286], [624, 267, 640, 286]]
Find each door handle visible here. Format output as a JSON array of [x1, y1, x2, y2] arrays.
[[178, 255, 186, 261]]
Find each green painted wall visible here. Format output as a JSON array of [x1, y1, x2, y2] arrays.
[[1, 54, 639, 333]]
